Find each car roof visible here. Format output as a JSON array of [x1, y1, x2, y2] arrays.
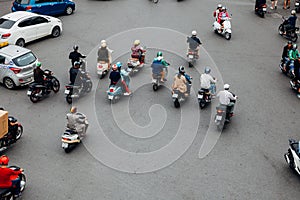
[[0, 44, 31, 58], [1, 11, 38, 22]]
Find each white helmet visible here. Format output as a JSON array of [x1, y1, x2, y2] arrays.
[[224, 84, 230, 90], [217, 4, 222, 8], [101, 40, 107, 48], [192, 30, 197, 36], [291, 10, 296, 15]]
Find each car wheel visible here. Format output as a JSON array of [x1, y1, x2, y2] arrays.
[[3, 77, 16, 89], [51, 26, 61, 38], [15, 38, 25, 47], [65, 6, 73, 15]]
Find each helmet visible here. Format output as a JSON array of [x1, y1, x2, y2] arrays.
[[0, 155, 9, 165], [74, 61, 80, 66], [112, 64, 118, 71], [70, 106, 77, 113], [217, 4, 222, 8], [178, 66, 185, 73], [36, 62, 42, 68], [204, 67, 211, 74], [291, 10, 296, 15], [101, 40, 107, 48], [192, 30, 197, 36], [224, 84, 230, 90], [288, 40, 293, 45], [293, 44, 297, 49], [116, 62, 122, 69], [222, 6, 226, 11], [134, 40, 140, 46], [157, 51, 163, 57], [73, 45, 78, 51]]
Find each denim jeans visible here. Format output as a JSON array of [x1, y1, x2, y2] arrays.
[[210, 83, 216, 95]]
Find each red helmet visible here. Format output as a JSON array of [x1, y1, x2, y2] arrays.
[[0, 155, 9, 165], [112, 64, 118, 71]]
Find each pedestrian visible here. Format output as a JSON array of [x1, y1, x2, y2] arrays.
[[283, 0, 290, 9], [270, 0, 278, 9]]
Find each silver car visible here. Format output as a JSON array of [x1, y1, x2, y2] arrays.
[[0, 42, 37, 89]]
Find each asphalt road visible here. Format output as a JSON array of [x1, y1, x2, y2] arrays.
[[0, 0, 300, 199]]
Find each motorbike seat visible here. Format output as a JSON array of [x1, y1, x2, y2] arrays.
[[65, 129, 77, 135], [0, 188, 11, 196], [152, 73, 162, 79]]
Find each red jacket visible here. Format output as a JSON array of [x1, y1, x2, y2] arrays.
[[0, 167, 21, 188], [217, 11, 229, 23]]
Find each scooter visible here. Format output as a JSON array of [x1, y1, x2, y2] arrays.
[[255, 4, 267, 18], [107, 84, 130, 103], [278, 16, 299, 42], [0, 116, 23, 152], [187, 49, 198, 67], [214, 93, 236, 131], [290, 79, 300, 98], [213, 18, 232, 40], [152, 67, 168, 91], [172, 75, 192, 108], [127, 48, 146, 75], [0, 166, 26, 199], [64, 70, 93, 104], [198, 89, 212, 109], [295, 0, 300, 13], [61, 112, 88, 153], [284, 139, 300, 175], [97, 61, 110, 79], [27, 69, 60, 103]]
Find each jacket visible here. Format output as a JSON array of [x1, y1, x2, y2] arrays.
[[172, 74, 187, 93]]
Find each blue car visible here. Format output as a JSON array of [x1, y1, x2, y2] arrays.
[[11, 0, 75, 16]]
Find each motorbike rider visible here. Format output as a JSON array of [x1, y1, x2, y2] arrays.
[[0, 108, 18, 144], [33, 62, 45, 84], [69, 61, 82, 85], [69, 45, 86, 66], [109, 64, 121, 86], [117, 62, 131, 95], [288, 44, 300, 73], [213, 4, 223, 20], [200, 67, 217, 97], [172, 66, 192, 96], [282, 41, 293, 69], [292, 57, 300, 98], [283, 10, 297, 35], [255, 0, 266, 10], [0, 155, 22, 198], [216, 84, 237, 122], [151, 58, 166, 83], [66, 106, 88, 139], [97, 40, 112, 69], [217, 7, 230, 32], [131, 40, 145, 63], [187, 31, 202, 59]]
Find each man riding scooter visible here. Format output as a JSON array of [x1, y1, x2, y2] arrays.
[[66, 106, 88, 139], [187, 31, 202, 59], [131, 40, 145, 63]]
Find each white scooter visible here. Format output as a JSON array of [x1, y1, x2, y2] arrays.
[[61, 112, 89, 153], [284, 139, 300, 175], [213, 18, 232, 40], [97, 49, 113, 79]]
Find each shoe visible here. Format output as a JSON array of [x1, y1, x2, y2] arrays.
[[124, 92, 131, 96], [160, 80, 165, 83], [270, 6, 274, 9], [275, 6, 277, 9], [287, 6, 290, 9], [283, 7, 286, 9], [163, 78, 167, 81]]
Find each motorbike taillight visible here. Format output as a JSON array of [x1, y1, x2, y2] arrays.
[[109, 88, 114, 92], [98, 64, 103, 69], [217, 110, 223, 114]]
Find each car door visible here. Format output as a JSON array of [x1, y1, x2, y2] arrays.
[[33, 0, 53, 15], [50, 0, 65, 15], [0, 55, 5, 83], [31, 16, 51, 38], [17, 17, 36, 43]]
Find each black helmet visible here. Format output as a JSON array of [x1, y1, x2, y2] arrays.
[[73, 45, 79, 51], [288, 41, 293, 45], [178, 66, 185, 73]]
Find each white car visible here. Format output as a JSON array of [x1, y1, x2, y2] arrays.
[[0, 11, 62, 47]]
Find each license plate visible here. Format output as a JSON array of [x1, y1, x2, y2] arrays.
[[296, 31, 300, 34], [27, 91, 32, 96], [263, 8, 267, 11], [108, 95, 114, 100], [64, 90, 70, 95], [189, 55, 194, 59], [172, 94, 178, 98], [216, 115, 222, 120], [62, 143, 68, 148], [198, 94, 203, 98], [296, 2, 299, 5]]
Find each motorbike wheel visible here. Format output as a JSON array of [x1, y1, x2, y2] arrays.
[[85, 82, 93, 93], [278, 24, 284, 35], [199, 101, 206, 109], [20, 173, 26, 192], [291, 33, 298, 42], [153, 0, 159, 3], [174, 99, 180, 108], [16, 125, 23, 140], [52, 78, 60, 93], [153, 84, 158, 91], [30, 90, 40, 103], [225, 32, 231, 40], [188, 62, 193, 68], [66, 95, 72, 104], [64, 148, 72, 153]]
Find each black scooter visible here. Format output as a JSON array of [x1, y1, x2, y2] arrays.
[[278, 16, 299, 42]]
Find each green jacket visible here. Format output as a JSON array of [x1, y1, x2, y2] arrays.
[[153, 57, 169, 66], [289, 49, 300, 60]]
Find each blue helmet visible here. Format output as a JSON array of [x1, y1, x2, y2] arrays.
[[204, 67, 211, 74], [116, 62, 122, 69]]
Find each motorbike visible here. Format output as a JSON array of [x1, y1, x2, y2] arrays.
[[0, 166, 26, 200], [284, 139, 300, 175], [127, 48, 146, 75], [172, 74, 192, 108], [295, 0, 300, 13], [107, 84, 129, 103], [64, 70, 93, 104], [198, 89, 212, 109], [214, 92, 236, 131], [213, 17, 232, 40], [0, 116, 23, 152], [152, 67, 168, 91], [290, 79, 300, 97], [62, 112, 88, 153], [279, 59, 295, 78], [255, 4, 267, 18], [27, 69, 60, 103], [187, 49, 198, 68], [278, 16, 299, 42], [97, 61, 110, 79]]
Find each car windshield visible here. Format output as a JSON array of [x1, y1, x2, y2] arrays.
[[12, 52, 36, 67], [0, 19, 16, 29], [15, 0, 30, 4]]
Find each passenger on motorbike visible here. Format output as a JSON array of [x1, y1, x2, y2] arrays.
[[200, 67, 217, 97], [187, 31, 202, 58], [217, 7, 230, 32], [69, 61, 82, 86], [217, 84, 237, 121], [213, 4, 223, 20], [117, 62, 131, 95], [284, 10, 297, 35], [131, 40, 144, 63], [288, 44, 300, 72], [282, 41, 293, 69], [0, 155, 21, 198], [0, 108, 18, 144], [69, 45, 86, 66], [172, 66, 190, 96], [66, 106, 88, 139], [97, 40, 112, 69]]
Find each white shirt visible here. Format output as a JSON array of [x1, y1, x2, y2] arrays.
[[200, 74, 216, 89], [217, 90, 236, 105]]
